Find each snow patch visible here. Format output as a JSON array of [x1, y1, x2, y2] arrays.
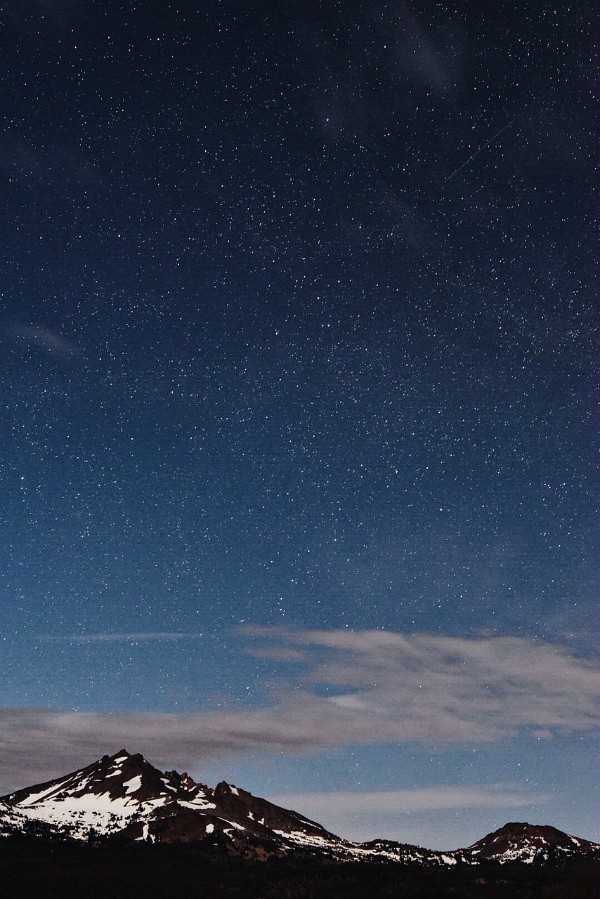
[[123, 776, 142, 794], [177, 795, 216, 810], [16, 778, 71, 807], [219, 818, 245, 831], [160, 779, 176, 792], [274, 829, 331, 847]]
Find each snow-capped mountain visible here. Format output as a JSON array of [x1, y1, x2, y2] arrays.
[[0, 749, 344, 856], [1, 750, 597, 867], [465, 821, 600, 865]]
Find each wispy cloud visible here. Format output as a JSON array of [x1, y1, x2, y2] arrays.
[[0, 629, 596, 792], [44, 632, 204, 643], [270, 786, 550, 816], [391, 3, 463, 97], [247, 626, 599, 739], [5, 323, 81, 358], [303, 2, 464, 146], [268, 787, 551, 846]]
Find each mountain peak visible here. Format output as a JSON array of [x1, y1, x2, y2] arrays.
[[467, 820, 598, 864], [0, 751, 336, 851]]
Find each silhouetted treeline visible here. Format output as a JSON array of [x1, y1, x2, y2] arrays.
[[0, 835, 597, 898]]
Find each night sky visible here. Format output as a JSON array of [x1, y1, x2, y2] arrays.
[[1, 0, 598, 849]]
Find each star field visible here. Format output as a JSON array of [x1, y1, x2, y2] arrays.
[[0, 0, 597, 848]]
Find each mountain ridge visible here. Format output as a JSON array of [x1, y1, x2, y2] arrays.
[[1, 749, 597, 867]]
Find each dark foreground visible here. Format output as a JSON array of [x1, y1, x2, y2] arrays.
[[0, 836, 597, 899]]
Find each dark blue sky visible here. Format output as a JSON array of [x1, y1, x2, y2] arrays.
[[0, 0, 597, 848]]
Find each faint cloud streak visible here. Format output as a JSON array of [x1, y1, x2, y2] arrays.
[[268, 786, 551, 846], [0, 629, 596, 792], [5, 322, 81, 358], [270, 786, 550, 816], [44, 632, 205, 643]]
